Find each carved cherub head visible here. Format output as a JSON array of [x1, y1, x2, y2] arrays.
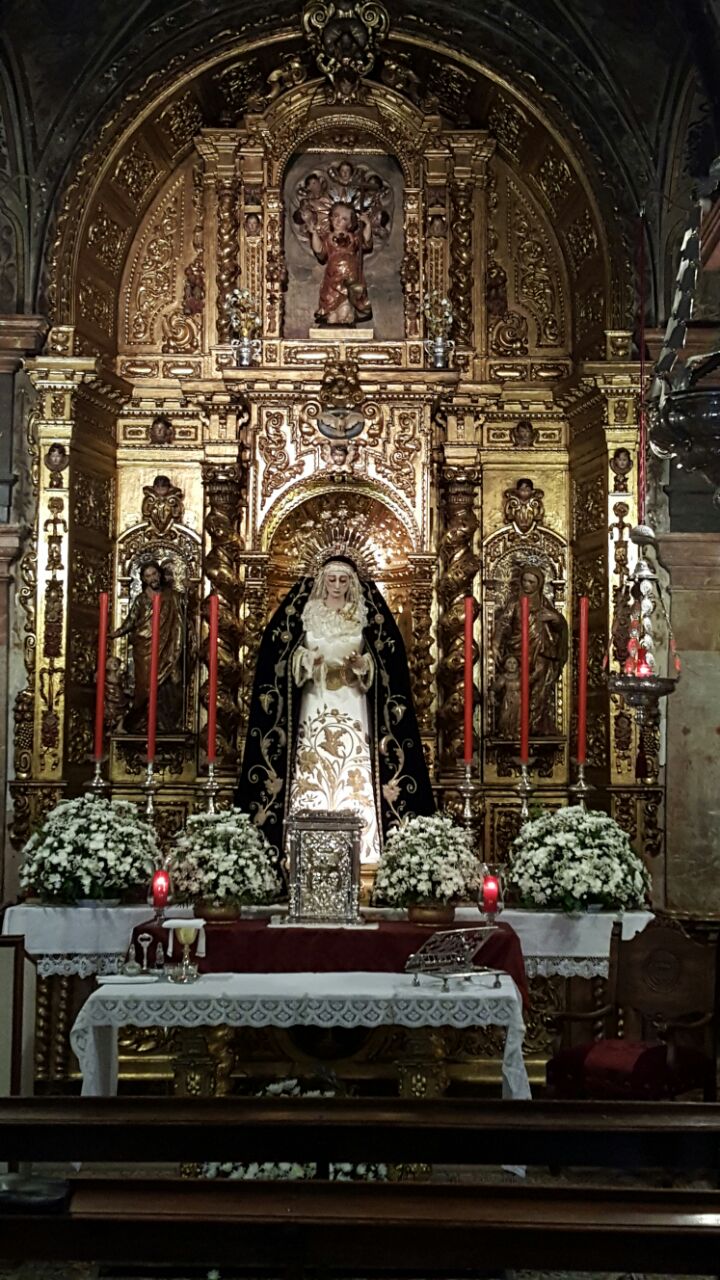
[[45, 442, 68, 472]]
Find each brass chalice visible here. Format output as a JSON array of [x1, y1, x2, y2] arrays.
[[165, 918, 204, 983]]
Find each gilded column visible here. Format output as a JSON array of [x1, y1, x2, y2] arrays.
[[448, 180, 474, 352], [202, 461, 244, 767], [436, 466, 481, 771], [408, 554, 436, 738], [195, 133, 239, 345]]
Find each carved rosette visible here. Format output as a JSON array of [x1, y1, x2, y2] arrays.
[[202, 462, 244, 764], [436, 467, 481, 770], [215, 178, 240, 343], [448, 182, 474, 352]]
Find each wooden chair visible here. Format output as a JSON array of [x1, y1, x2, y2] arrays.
[[546, 917, 718, 1101]]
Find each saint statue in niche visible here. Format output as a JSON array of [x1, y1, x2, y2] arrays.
[[111, 559, 186, 734], [311, 202, 373, 325], [492, 565, 568, 737], [237, 557, 434, 864], [290, 157, 393, 327]]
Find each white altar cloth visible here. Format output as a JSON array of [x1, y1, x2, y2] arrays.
[[70, 970, 531, 1100], [4, 903, 653, 980], [1, 905, 189, 978]]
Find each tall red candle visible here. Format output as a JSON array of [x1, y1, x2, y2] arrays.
[[577, 596, 589, 766], [146, 591, 162, 764], [520, 594, 530, 764], [463, 597, 474, 764], [207, 594, 219, 764], [93, 592, 109, 762]]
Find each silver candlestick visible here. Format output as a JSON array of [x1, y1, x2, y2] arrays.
[[516, 761, 535, 822], [143, 761, 159, 820], [203, 760, 220, 814], [458, 762, 474, 831], [86, 759, 109, 799], [569, 761, 593, 811]]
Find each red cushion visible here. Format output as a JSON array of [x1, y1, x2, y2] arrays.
[[547, 1038, 710, 1100]]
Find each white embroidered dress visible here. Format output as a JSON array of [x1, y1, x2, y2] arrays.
[[288, 599, 380, 863]]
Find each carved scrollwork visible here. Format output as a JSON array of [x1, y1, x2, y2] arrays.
[[123, 178, 184, 347], [508, 180, 564, 347], [259, 408, 304, 501]]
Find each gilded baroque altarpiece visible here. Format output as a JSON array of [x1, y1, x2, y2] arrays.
[[11, 12, 658, 888]]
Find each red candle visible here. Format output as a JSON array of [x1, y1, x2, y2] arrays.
[[463, 596, 474, 765], [482, 874, 499, 914], [152, 868, 170, 909], [146, 591, 162, 763], [93, 592, 109, 762], [577, 596, 589, 765], [520, 594, 530, 764], [207, 594, 219, 764]]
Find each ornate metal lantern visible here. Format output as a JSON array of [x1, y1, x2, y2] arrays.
[[607, 526, 680, 724]]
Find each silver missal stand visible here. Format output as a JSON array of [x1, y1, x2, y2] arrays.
[[405, 925, 502, 990], [285, 810, 363, 925]]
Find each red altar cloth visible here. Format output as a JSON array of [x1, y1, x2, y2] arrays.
[[130, 917, 529, 1009]]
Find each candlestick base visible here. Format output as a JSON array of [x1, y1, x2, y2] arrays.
[[515, 762, 535, 823], [458, 762, 483, 834], [85, 760, 110, 799], [569, 762, 594, 811], [201, 761, 220, 814], [143, 762, 159, 821]]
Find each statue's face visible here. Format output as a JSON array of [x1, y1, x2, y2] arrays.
[[142, 564, 161, 591], [517, 481, 533, 499], [520, 570, 540, 596], [331, 205, 352, 232], [324, 568, 351, 605], [338, 163, 353, 182]]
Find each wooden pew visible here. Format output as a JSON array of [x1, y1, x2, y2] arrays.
[[1, 1096, 719, 1169], [1, 1098, 720, 1275]]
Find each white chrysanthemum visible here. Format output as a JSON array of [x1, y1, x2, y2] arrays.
[[507, 805, 650, 912], [19, 795, 160, 903], [171, 808, 280, 905], [372, 813, 480, 906]]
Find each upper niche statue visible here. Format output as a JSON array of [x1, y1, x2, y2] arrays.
[[291, 158, 393, 327]]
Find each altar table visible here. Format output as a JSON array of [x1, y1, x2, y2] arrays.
[[129, 918, 530, 1008], [70, 971, 531, 1100]]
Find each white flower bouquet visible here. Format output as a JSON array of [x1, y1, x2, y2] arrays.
[[19, 795, 159, 903], [372, 813, 479, 906], [507, 805, 650, 912], [171, 808, 280, 905]]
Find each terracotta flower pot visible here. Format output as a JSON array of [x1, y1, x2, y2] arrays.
[[407, 903, 455, 927], [194, 897, 241, 923]]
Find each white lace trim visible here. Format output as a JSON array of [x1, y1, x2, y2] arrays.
[[524, 956, 609, 979], [37, 954, 124, 978]]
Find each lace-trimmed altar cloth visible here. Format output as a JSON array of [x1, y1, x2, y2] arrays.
[[69, 970, 531, 1099], [1, 905, 192, 977], [2, 905, 653, 979]]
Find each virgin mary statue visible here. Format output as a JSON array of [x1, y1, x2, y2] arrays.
[[237, 558, 435, 863]]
